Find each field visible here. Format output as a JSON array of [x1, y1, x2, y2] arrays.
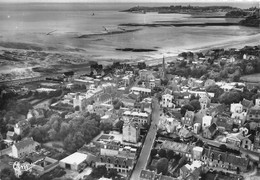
[[240, 73, 260, 83]]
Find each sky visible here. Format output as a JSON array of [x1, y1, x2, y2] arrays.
[[0, 0, 259, 3]]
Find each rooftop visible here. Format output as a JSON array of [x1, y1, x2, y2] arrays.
[[60, 152, 88, 165]]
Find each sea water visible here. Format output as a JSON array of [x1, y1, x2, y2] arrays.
[[0, 2, 259, 62]]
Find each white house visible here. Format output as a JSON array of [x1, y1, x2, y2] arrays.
[[202, 116, 212, 130], [122, 122, 140, 144], [161, 94, 174, 108]]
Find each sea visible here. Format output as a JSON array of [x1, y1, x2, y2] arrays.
[[0, 2, 259, 63]]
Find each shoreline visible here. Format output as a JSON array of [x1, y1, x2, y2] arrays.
[[118, 22, 239, 27]]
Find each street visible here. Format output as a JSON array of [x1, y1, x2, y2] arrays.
[[130, 98, 161, 180]]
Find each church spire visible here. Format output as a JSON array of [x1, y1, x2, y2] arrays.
[[162, 56, 166, 80]]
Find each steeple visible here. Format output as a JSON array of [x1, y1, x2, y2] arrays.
[[161, 56, 166, 80]]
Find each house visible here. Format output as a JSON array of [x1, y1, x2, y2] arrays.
[[203, 123, 217, 139], [199, 95, 210, 110], [247, 106, 260, 122], [12, 138, 38, 158], [202, 115, 212, 130], [192, 146, 204, 160], [201, 147, 249, 172], [178, 127, 193, 141], [161, 94, 174, 108], [14, 120, 30, 136], [241, 98, 254, 112], [60, 152, 95, 171], [182, 111, 195, 127], [122, 122, 140, 144], [226, 132, 253, 150]]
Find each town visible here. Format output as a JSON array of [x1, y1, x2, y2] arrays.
[[0, 44, 260, 180]]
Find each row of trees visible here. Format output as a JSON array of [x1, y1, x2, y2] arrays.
[[29, 112, 102, 153]]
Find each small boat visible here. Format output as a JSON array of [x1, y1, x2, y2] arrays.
[[92, 13, 95, 16]]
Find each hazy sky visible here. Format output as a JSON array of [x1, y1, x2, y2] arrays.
[[0, 0, 258, 3]]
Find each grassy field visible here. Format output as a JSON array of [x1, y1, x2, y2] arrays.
[[240, 73, 260, 83]]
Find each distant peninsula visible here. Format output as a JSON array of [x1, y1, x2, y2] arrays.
[[122, 5, 260, 27], [122, 5, 238, 14]]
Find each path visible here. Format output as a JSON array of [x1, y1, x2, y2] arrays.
[[130, 98, 161, 180]]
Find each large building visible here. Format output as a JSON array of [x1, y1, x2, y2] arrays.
[[123, 111, 150, 125], [59, 152, 95, 171], [130, 86, 151, 96], [122, 122, 140, 144]]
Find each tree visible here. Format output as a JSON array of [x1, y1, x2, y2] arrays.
[[206, 85, 224, 99], [59, 122, 70, 140], [158, 149, 167, 158], [91, 166, 107, 179], [150, 149, 158, 158], [115, 120, 124, 133], [0, 167, 17, 180], [137, 62, 146, 69], [167, 150, 175, 159], [180, 104, 195, 117], [219, 91, 243, 105], [100, 122, 113, 132], [190, 99, 201, 111], [156, 158, 169, 175], [74, 106, 80, 111]]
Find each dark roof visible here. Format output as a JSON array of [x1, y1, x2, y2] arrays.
[[216, 117, 233, 131], [98, 155, 134, 167], [248, 108, 260, 115], [14, 138, 36, 150], [241, 99, 254, 109], [208, 123, 217, 133]]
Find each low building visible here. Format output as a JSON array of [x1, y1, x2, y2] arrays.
[[157, 140, 192, 158], [12, 138, 38, 158], [130, 86, 151, 95], [96, 155, 134, 176], [201, 147, 249, 172], [32, 157, 59, 176], [59, 152, 95, 171]]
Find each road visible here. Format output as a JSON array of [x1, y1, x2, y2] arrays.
[[130, 98, 161, 180]]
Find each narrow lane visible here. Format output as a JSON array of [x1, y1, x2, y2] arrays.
[[130, 98, 161, 180]]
